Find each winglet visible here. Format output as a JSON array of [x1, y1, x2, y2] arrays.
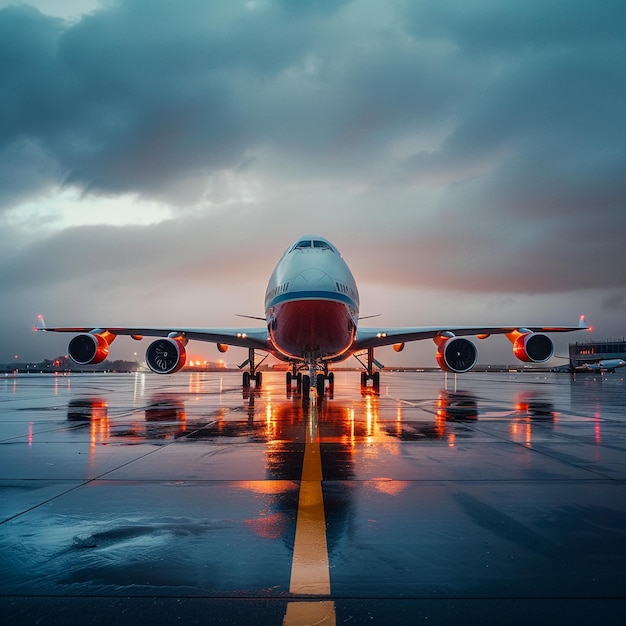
[[579, 315, 591, 331], [34, 315, 46, 332]]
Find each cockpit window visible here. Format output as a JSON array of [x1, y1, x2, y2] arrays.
[[290, 238, 336, 253], [313, 240, 332, 250]]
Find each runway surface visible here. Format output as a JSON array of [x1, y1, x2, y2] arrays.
[[1, 369, 625, 624]]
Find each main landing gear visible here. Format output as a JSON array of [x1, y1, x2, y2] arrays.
[[355, 347, 382, 395], [360, 370, 380, 394], [242, 370, 263, 388], [240, 348, 268, 390]]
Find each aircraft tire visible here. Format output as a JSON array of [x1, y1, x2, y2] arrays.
[[316, 375, 325, 397], [243, 371, 251, 388], [373, 371, 380, 394]]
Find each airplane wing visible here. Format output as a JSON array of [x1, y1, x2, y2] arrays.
[[35, 317, 269, 350], [354, 316, 589, 350]]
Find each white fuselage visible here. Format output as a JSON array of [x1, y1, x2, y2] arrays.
[[264, 236, 359, 362]]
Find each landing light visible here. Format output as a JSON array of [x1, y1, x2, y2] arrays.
[[376, 332, 387, 338]]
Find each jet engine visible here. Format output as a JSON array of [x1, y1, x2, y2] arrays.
[[512, 332, 554, 363], [435, 336, 478, 373], [68, 332, 113, 365], [146, 337, 187, 374]]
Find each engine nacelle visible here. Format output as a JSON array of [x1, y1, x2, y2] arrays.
[[513, 333, 554, 363], [68, 333, 110, 365], [146, 337, 187, 374], [436, 337, 478, 373]]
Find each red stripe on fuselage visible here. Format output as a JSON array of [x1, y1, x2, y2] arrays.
[[270, 300, 355, 360]]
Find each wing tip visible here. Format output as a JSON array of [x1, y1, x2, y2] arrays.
[[34, 314, 46, 332]]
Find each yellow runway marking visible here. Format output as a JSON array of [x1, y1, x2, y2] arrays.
[[289, 402, 331, 595], [283, 600, 335, 625]]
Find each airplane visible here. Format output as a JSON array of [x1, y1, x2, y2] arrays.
[[577, 359, 626, 374], [36, 235, 589, 399]]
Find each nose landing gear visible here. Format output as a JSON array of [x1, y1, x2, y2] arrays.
[[286, 360, 334, 404]]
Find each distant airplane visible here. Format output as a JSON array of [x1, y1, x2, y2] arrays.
[[578, 359, 626, 374], [36, 235, 588, 398]]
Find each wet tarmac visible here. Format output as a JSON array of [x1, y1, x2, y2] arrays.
[[1, 370, 625, 624]]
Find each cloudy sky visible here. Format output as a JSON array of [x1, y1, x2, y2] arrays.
[[1, 0, 625, 367]]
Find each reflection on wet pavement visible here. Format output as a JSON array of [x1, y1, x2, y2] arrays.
[[1, 370, 626, 623]]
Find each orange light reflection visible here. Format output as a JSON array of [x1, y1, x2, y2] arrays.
[[367, 478, 410, 496]]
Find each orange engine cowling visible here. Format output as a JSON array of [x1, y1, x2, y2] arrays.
[[146, 337, 187, 374], [513, 333, 554, 363], [68, 333, 111, 365], [435, 337, 478, 373]]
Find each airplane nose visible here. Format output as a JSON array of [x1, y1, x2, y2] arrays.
[[292, 269, 335, 290]]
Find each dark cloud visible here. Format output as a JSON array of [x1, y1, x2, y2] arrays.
[[394, 1, 626, 294], [0, 0, 479, 202], [401, 0, 626, 53], [0, 2, 305, 201], [3, 0, 622, 207], [0, 6, 65, 204], [0, 138, 61, 206]]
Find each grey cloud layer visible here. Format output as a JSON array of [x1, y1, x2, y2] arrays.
[[1, 0, 626, 344], [7, 1, 621, 201]]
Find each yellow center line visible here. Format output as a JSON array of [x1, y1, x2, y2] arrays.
[[288, 401, 331, 596], [283, 600, 336, 625]]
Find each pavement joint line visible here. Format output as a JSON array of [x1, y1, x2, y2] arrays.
[[0, 419, 220, 526]]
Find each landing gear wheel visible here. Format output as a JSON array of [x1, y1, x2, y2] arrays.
[[327, 371, 335, 398], [361, 371, 368, 387], [302, 374, 310, 398], [243, 371, 251, 388], [296, 372, 303, 393], [316, 374, 325, 398], [286, 372, 292, 386], [372, 371, 380, 394], [255, 371, 262, 387]]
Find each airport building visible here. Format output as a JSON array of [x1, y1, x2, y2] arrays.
[[569, 338, 626, 368]]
